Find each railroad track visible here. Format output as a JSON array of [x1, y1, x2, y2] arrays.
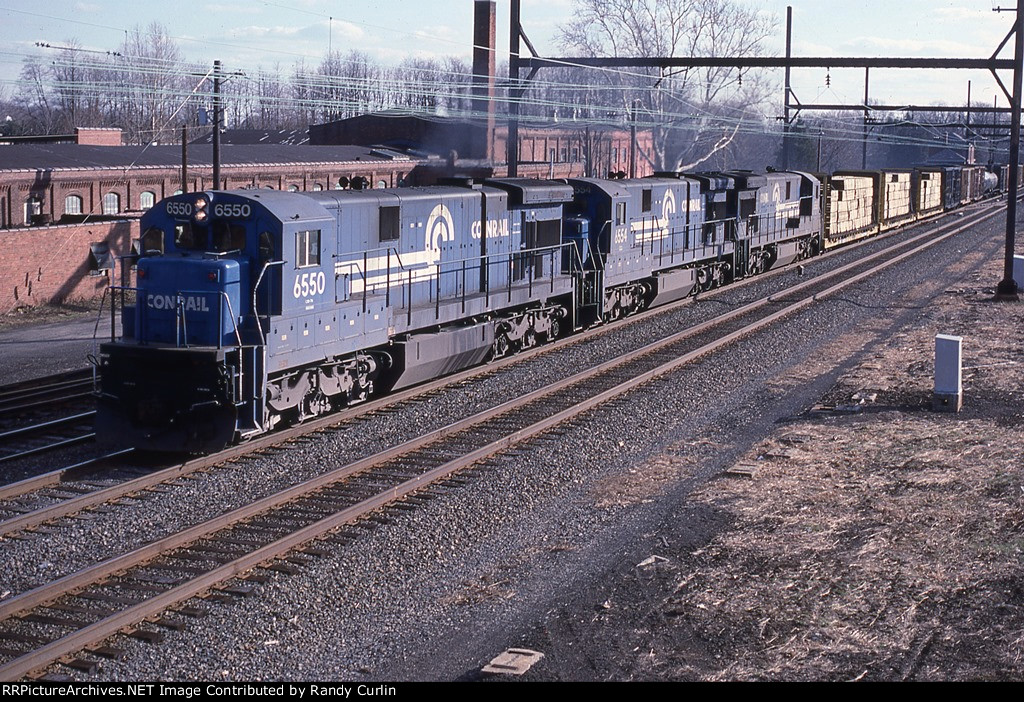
[[0, 371, 96, 464], [0, 200, 1001, 541], [0, 200, 1005, 681]]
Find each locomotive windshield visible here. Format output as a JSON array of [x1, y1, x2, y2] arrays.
[[173, 221, 248, 253], [141, 227, 164, 255]]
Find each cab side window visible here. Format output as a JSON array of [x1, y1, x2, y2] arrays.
[[296, 230, 321, 268]]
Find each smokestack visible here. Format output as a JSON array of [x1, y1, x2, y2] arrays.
[[472, 0, 496, 161]]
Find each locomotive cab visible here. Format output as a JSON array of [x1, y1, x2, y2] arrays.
[[96, 191, 289, 452]]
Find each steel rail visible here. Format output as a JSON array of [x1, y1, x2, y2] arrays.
[[0, 434, 96, 465], [0, 373, 92, 406], [0, 412, 95, 442], [0, 449, 135, 502], [0, 392, 94, 419], [0, 202, 1003, 681]]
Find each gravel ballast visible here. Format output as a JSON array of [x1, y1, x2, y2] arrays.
[[0, 209, 1010, 681]]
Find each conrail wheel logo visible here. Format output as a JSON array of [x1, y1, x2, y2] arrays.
[[662, 188, 677, 222], [425, 203, 454, 265]]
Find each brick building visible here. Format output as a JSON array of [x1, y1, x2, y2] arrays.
[[0, 142, 423, 310], [310, 116, 654, 180]]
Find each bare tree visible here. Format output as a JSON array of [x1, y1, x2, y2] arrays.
[[16, 56, 59, 134], [558, 0, 777, 171], [115, 23, 187, 144]]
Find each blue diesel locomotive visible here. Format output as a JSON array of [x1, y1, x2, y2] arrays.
[[94, 166, 982, 452], [98, 179, 580, 451]]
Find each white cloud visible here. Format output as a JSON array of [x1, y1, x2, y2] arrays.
[[205, 3, 265, 14], [229, 25, 306, 40], [843, 36, 988, 58]]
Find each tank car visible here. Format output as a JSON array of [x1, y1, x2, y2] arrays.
[[96, 180, 577, 452]]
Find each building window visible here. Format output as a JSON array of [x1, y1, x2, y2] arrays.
[[312, 183, 324, 192], [140, 191, 156, 210], [65, 194, 83, 215], [102, 192, 120, 215], [612, 147, 619, 164], [24, 197, 42, 224], [559, 147, 567, 163], [377, 180, 387, 189], [295, 229, 320, 268], [287, 184, 299, 192], [571, 147, 580, 162], [549, 148, 556, 163], [173, 189, 184, 196]]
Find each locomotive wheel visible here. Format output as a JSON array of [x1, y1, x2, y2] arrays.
[[493, 333, 510, 359], [697, 267, 713, 292], [300, 388, 331, 422], [522, 328, 537, 350], [548, 317, 561, 341]]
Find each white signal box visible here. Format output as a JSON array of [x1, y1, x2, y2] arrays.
[[933, 334, 963, 413]]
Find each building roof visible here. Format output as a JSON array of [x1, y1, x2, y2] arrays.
[[189, 129, 310, 146], [0, 144, 412, 173]]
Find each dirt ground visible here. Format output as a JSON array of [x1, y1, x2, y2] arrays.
[[0, 299, 103, 331], [624, 259, 1024, 680]]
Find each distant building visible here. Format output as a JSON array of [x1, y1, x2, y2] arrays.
[[309, 114, 654, 180], [0, 143, 419, 230], [0, 127, 124, 147], [0, 142, 423, 310]]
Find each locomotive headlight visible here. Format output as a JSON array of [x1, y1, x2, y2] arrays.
[[193, 195, 209, 222]]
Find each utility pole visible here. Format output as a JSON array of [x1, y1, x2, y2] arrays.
[[507, 0, 521, 178], [862, 68, 870, 169], [782, 6, 793, 171], [630, 100, 638, 178], [213, 59, 222, 190], [996, 0, 1023, 299], [181, 124, 188, 194], [966, 80, 972, 145]]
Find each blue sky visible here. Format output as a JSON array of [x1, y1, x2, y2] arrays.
[[0, 1, 1015, 109]]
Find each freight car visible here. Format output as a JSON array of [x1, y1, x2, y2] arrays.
[[94, 164, 998, 452]]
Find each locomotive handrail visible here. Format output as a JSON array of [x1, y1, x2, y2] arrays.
[[252, 259, 285, 341], [102, 285, 243, 351], [340, 241, 581, 299], [173, 288, 244, 350], [334, 245, 409, 272]]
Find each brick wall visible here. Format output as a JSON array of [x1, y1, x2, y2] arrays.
[[0, 219, 136, 312], [75, 128, 123, 146]]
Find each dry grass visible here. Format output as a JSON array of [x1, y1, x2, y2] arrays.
[[649, 264, 1024, 680]]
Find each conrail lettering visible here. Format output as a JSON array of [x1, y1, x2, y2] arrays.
[[147, 294, 211, 312], [471, 218, 510, 239]]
